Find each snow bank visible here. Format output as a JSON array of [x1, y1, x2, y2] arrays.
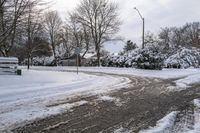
[[175, 73, 200, 88], [139, 112, 178, 133], [193, 99, 200, 133], [185, 99, 200, 133], [141, 100, 200, 133]]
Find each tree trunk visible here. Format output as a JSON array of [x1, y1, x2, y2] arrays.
[[0, 49, 6, 57], [96, 45, 101, 67], [52, 44, 57, 66], [31, 57, 33, 66], [82, 49, 88, 59], [27, 54, 30, 70], [5, 49, 9, 57], [77, 54, 81, 66]]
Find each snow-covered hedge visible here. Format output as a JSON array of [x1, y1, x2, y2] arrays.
[[30, 46, 200, 69], [101, 45, 164, 70], [132, 47, 164, 70], [101, 55, 129, 67], [164, 47, 200, 68], [32, 56, 54, 66], [101, 46, 200, 69]]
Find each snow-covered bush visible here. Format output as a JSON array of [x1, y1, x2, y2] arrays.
[[85, 58, 98, 66], [101, 44, 164, 70], [164, 47, 200, 68], [32, 56, 54, 66], [131, 45, 164, 70], [87, 45, 200, 69], [101, 54, 130, 67]]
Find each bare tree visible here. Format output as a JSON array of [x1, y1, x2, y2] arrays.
[[157, 22, 200, 56], [59, 26, 74, 58], [158, 28, 171, 50], [65, 13, 92, 66], [25, 1, 49, 69], [0, 0, 32, 56], [144, 32, 158, 46], [68, 13, 84, 50], [43, 10, 62, 65], [75, 0, 121, 66], [81, 23, 92, 58], [184, 22, 200, 48], [67, 12, 93, 58]]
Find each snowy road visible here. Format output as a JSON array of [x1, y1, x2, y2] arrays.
[[12, 69, 200, 133], [0, 70, 130, 132], [1, 67, 200, 133]]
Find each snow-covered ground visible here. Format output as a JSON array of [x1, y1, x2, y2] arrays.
[[1, 66, 200, 132], [139, 111, 178, 133], [97, 95, 122, 106], [139, 99, 200, 133], [175, 73, 200, 88], [0, 70, 130, 131], [30, 66, 200, 79], [191, 99, 200, 133], [115, 99, 200, 133], [31, 66, 200, 87]]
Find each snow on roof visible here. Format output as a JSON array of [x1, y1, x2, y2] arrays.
[[80, 52, 96, 59], [112, 53, 119, 56]]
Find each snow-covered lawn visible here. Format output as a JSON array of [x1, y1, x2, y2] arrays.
[[31, 66, 200, 79], [31, 66, 200, 87], [0, 70, 130, 131]]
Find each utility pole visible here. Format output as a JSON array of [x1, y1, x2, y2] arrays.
[[134, 7, 145, 49]]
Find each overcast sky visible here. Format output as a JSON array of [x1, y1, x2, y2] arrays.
[[46, 0, 200, 53]]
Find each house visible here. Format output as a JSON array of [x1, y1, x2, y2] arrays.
[[60, 54, 80, 66], [60, 52, 96, 66]]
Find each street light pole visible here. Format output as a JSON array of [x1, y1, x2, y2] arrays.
[[142, 17, 145, 49], [134, 7, 145, 49]]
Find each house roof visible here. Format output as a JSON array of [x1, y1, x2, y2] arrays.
[[61, 54, 85, 60], [80, 52, 96, 59], [61, 52, 96, 60]]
